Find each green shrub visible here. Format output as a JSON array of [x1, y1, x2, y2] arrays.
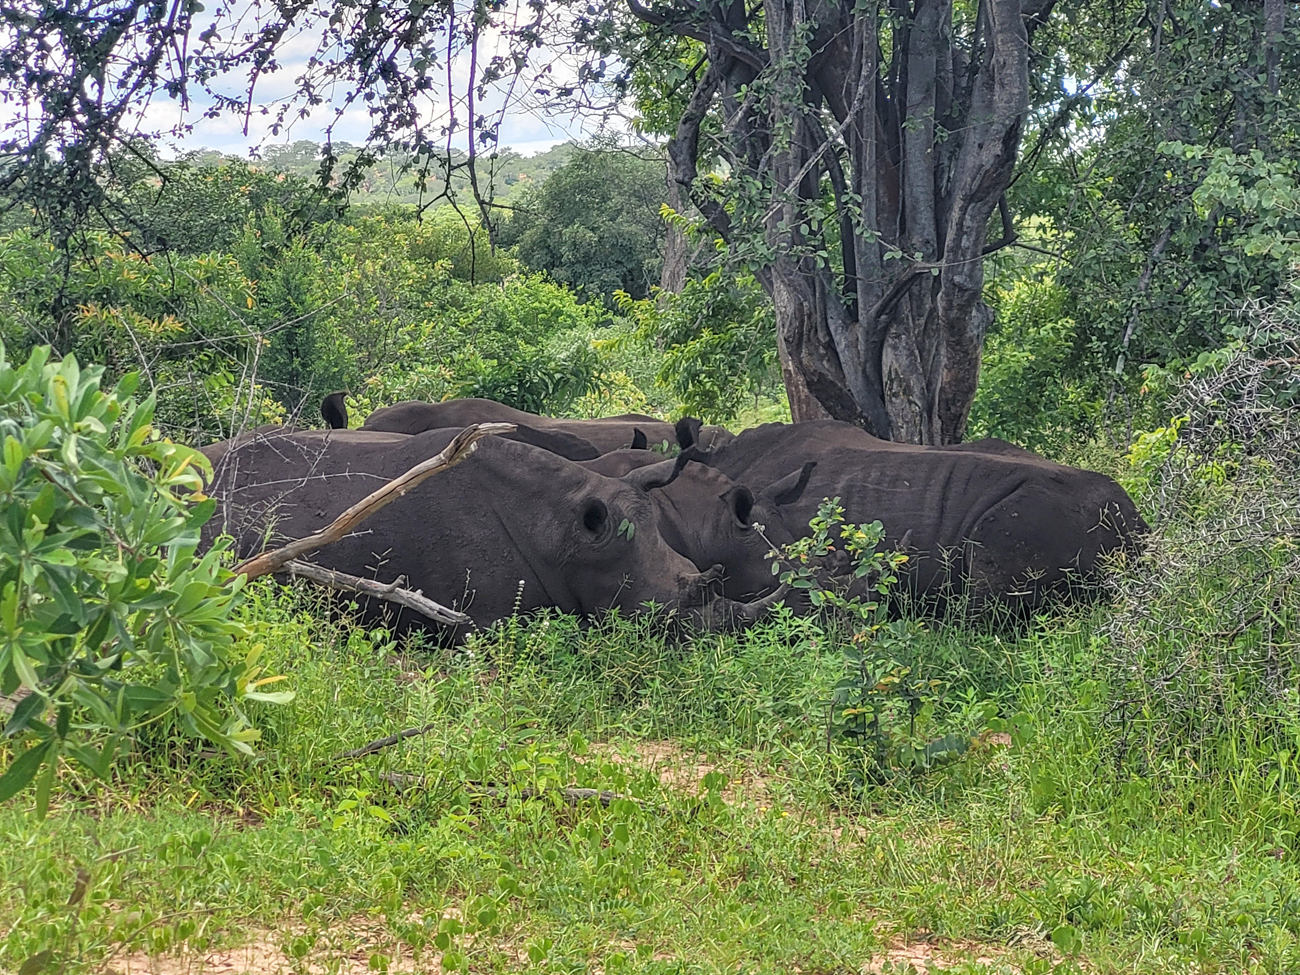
[[616, 272, 779, 423], [500, 143, 667, 304], [1104, 306, 1300, 770], [0, 346, 286, 813], [0, 230, 285, 442], [968, 274, 1099, 455], [769, 498, 991, 789]]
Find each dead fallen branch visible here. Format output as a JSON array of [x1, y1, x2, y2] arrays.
[[335, 722, 441, 760], [282, 561, 470, 627], [234, 422, 516, 581], [379, 772, 635, 808]]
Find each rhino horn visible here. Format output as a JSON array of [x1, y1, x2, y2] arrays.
[[691, 584, 791, 631]]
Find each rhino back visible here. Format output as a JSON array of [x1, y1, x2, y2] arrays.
[[710, 421, 1144, 608], [361, 398, 674, 454]]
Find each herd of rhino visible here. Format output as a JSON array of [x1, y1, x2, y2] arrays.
[[200, 395, 1148, 635]]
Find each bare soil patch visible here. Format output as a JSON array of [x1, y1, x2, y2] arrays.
[[587, 740, 772, 803], [864, 938, 1021, 973], [112, 921, 429, 975]]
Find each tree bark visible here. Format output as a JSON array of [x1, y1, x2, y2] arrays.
[[632, 0, 1051, 443], [660, 155, 690, 295]]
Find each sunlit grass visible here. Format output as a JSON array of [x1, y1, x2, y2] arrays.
[[3, 582, 1300, 974]]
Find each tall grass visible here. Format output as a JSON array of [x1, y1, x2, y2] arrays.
[[3, 567, 1300, 973]]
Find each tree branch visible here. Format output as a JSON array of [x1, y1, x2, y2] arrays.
[[982, 194, 1017, 253], [865, 265, 926, 323], [282, 561, 471, 626], [1111, 224, 1173, 380], [668, 57, 732, 242], [626, 0, 768, 69]]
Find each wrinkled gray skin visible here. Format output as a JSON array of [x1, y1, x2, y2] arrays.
[[214, 417, 602, 464], [360, 398, 733, 453], [582, 450, 809, 601], [704, 420, 1149, 615], [320, 393, 602, 460], [201, 428, 780, 633]]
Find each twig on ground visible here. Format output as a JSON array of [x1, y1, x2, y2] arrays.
[[335, 722, 442, 760], [282, 561, 470, 626]]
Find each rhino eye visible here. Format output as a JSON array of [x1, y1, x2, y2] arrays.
[[582, 499, 609, 535]]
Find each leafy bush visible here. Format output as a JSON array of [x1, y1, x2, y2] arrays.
[[454, 338, 605, 415], [499, 142, 667, 304], [0, 208, 614, 437], [109, 155, 345, 257], [617, 272, 779, 423], [0, 230, 287, 442], [968, 274, 1099, 455], [0, 346, 286, 812], [768, 498, 990, 788]]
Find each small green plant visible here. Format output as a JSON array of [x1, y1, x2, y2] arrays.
[[769, 498, 988, 787], [770, 497, 906, 621], [0, 345, 289, 812]]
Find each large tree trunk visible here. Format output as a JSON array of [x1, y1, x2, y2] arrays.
[[636, 0, 1051, 443], [659, 155, 690, 295]]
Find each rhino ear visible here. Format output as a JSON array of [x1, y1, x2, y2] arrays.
[[675, 416, 703, 449], [581, 498, 610, 536], [762, 461, 817, 506], [720, 486, 755, 526], [623, 450, 692, 491], [321, 391, 348, 430], [630, 428, 648, 450]]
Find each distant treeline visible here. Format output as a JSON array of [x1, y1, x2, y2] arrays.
[[177, 140, 579, 205]]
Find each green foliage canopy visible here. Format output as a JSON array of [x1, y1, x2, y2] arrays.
[[501, 145, 668, 305]]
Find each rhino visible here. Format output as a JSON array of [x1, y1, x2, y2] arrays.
[[701, 420, 1148, 614], [354, 397, 734, 453], [202, 427, 783, 633], [580, 449, 816, 602]]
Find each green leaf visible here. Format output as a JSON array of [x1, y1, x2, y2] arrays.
[[1051, 924, 1082, 956], [34, 746, 56, 818], [3, 691, 45, 737], [0, 737, 55, 802], [243, 689, 296, 705]]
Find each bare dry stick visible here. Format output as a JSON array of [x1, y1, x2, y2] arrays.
[[334, 722, 442, 760], [283, 561, 471, 626], [233, 422, 516, 581]]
